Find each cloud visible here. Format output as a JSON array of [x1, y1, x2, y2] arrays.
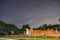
[[40, 17, 59, 25], [31, 17, 59, 28], [26, 19, 35, 24]]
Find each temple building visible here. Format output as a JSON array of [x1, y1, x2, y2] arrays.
[[26, 28, 60, 36]]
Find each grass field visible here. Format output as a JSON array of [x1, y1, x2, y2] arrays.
[[0, 35, 60, 40]]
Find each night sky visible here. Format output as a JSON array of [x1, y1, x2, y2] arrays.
[[0, 0, 60, 28]]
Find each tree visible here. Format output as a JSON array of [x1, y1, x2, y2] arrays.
[[33, 24, 48, 30], [0, 21, 5, 26], [59, 19, 60, 24], [5, 24, 20, 34], [47, 24, 52, 30], [0, 21, 7, 35], [42, 24, 47, 30], [22, 24, 30, 34], [0, 20, 19, 35]]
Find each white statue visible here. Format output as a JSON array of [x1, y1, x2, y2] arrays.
[[26, 29, 30, 35]]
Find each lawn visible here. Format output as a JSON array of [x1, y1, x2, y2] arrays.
[[0, 35, 60, 40]]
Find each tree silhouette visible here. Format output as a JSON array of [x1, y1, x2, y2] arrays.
[[0, 20, 19, 35], [22, 24, 30, 34]]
